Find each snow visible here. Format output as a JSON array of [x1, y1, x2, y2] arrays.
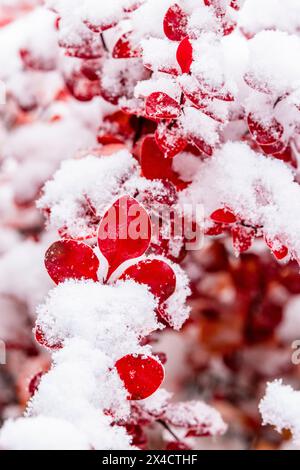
[[36, 279, 159, 357], [260, 380, 300, 444], [240, 0, 300, 36], [0, 416, 91, 450], [245, 31, 300, 97]]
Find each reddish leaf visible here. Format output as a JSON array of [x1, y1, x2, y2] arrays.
[[140, 135, 188, 189], [232, 226, 256, 254], [34, 325, 63, 351], [163, 4, 188, 42], [244, 73, 272, 95], [145, 92, 181, 120], [115, 354, 164, 400], [28, 372, 43, 397], [247, 113, 284, 146], [210, 208, 237, 224], [112, 32, 141, 59], [179, 77, 209, 109], [155, 121, 188, 158], [265, 237, 288, 260], [45, 240, 99, 284], [163, 401, 227, 437], [98, 196, 151, 279], [189, 136, 213, 157], [84, 20, 118, 34], [176, 37, 193, 74], [205, 222, 226, 236], [123, 1, 144, 13], [260, 140, 286, 156], [120, 259, 176, 303]]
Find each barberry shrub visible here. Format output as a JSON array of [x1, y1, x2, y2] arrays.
[[0, 0, 300, 451]]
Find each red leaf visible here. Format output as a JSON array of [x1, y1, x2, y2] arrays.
[[45, 240, 99, 284], [189, 136, 213, 157], [247, 113, 284, 146], [98, 196, 151, 279], [163, 4, 188, 42], [28, 372, 44, 397], [112, 32, 141, 59], [179, 77, 209, 109], [115, 354, 164, 400], [34, 325, 63, 351], [244, 73, 272, 95], [145, 92, 181, 120], [259, 140, 286, 156], [155, 121, 188, 158], [265, 237, 288, 260], [84, 20, 117, 34], [232, 226, 255, 254], [176, 37, 193, 74], [140, 135, 188, 189], [210, 208, 237, 224], [163, 401, 226, 437], [120, 259, 176, 303]]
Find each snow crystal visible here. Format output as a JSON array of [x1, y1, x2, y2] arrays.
[[260, 380, 300, 443]]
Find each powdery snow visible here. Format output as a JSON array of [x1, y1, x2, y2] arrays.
[[259, 380, 300, 444]]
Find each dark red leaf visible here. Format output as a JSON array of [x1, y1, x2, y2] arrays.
[[28, 372, 44, 397], [176, 37, 193, 74], [145, 92, 181, 120], [140, 135, 188, 189], [189, 136, 213, 157], [112, 32, 141, 59], [34, 325, 63, 351], [98, 196, 151, 279], [163, 4, 188, 42], [120, 259, 176, 303], [265, 237, 288, 260], [259, 140, 286, 156], [115, 354, 164, 400], [232, 226, 256, 254], [155, 121, 188, 158], [247, 113, 284, 146], [45, 240, 99, 284]]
